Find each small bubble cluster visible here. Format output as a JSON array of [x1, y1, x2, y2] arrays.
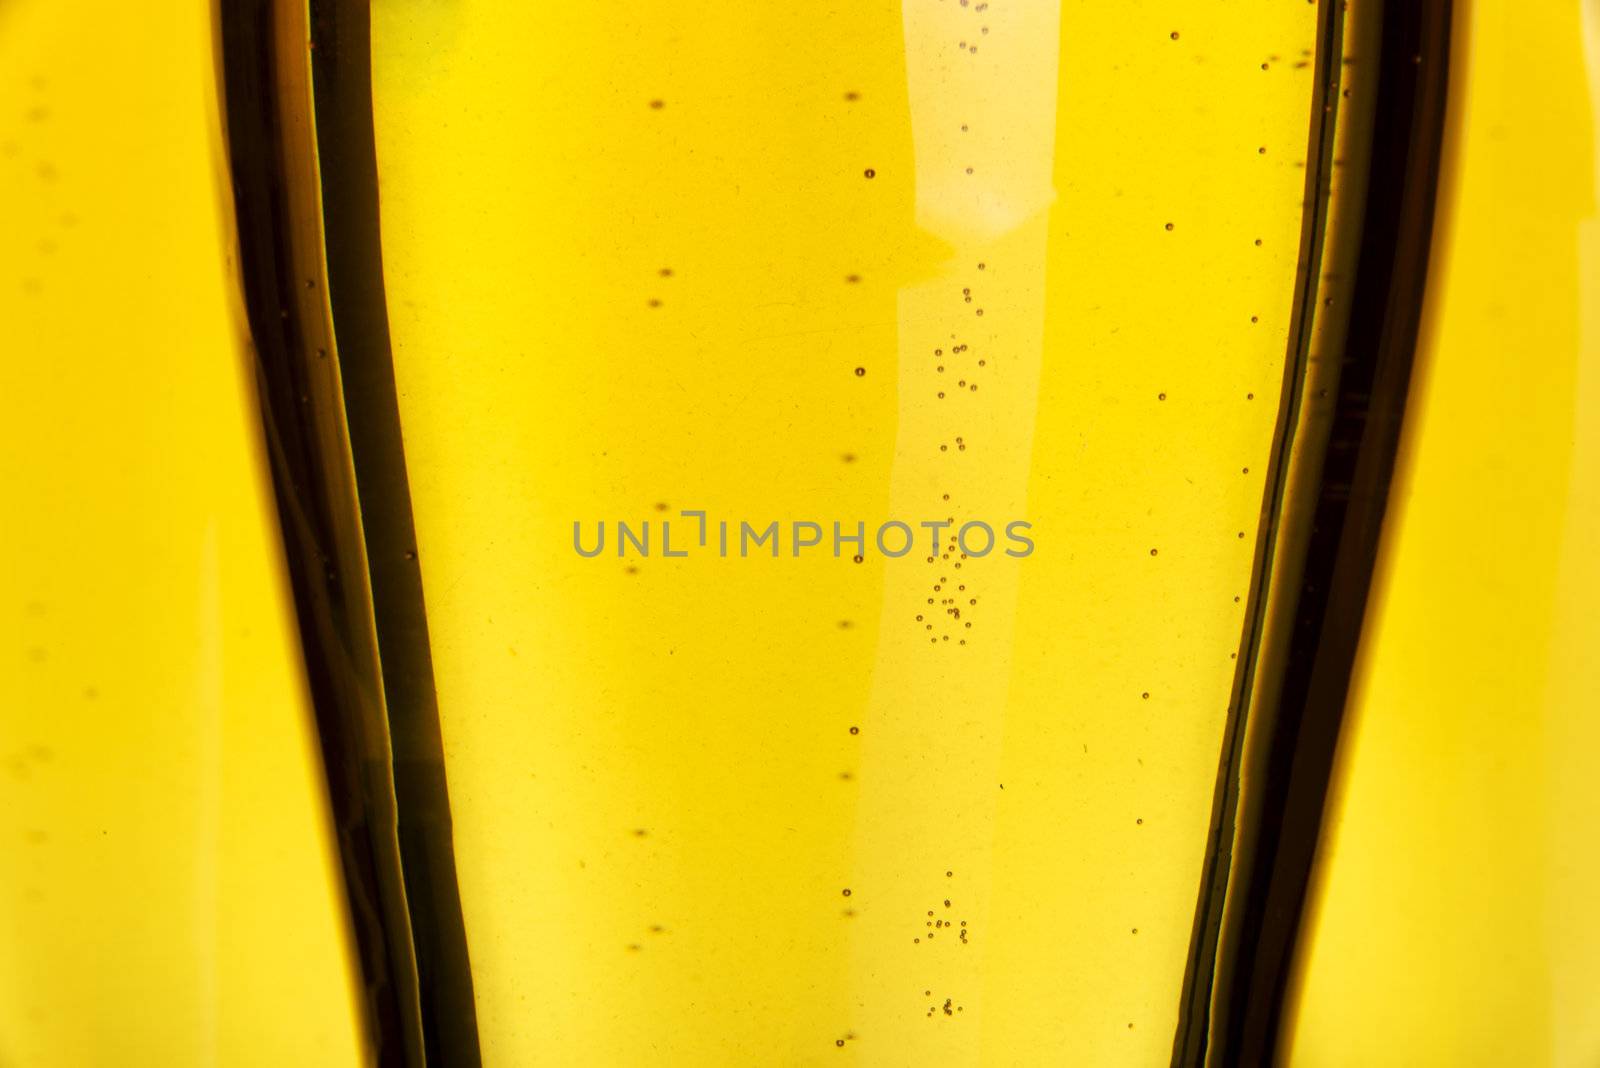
[[911, 875, 972, 948], [913, 262, 998, 648]]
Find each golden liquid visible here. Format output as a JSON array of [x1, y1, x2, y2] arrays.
[[5, 2, 1599, 1066], [371, 3, 1319, 1063], [0, 3, 366, 1065], [1286, 2, 1600, 1064]]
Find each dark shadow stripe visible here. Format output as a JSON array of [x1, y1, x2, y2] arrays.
[[307, 4, 483, 1066], [217, 3, 425, 1064], [1169, 0, 1348, 1062], [218, 3, 481, 1065], [1174, 1, 1454, 1063]]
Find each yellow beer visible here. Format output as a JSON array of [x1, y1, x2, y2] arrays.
[[371, 2, 1316, 1062]]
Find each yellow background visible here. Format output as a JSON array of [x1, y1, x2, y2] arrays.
[[0, 3, 367, 1065], [1287, 1, 1600, 1065], [372, 1, 1316, 1062], [3, 0, 1596, 1065]]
